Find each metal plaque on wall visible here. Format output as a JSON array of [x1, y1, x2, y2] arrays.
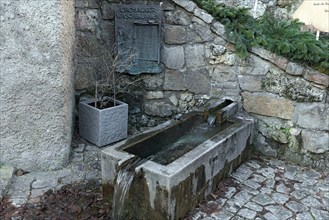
[[115, 4, 163, 75]]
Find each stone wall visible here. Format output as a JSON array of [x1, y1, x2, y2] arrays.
[[75, 0, 328, 170], [0, 0, 75, 171]]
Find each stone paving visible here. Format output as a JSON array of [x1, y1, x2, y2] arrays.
[[189, 158, 329, 220], [1, 137, 328, 220], [1, 138, 102, 207]]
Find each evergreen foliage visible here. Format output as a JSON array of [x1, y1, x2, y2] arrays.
[[193, 0, 329, 75]]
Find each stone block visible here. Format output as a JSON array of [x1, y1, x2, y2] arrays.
[[210, 84, 240, 99], [186, 26, 203, 43], [144, 101, 175, 117], [210, 52, 236, 65], [193, 8, 213, 24], [242, 92, 293, 119], [257, 118, 289, 144], [164, 9, 191, 25], [143, 74, 164, 90], [239, 54, 270, 75], [293, 103, 329, 130], [185, 44, 205, 68], [162, 45, 185, 69], [211, 21, 226, 37], [172, 0, 196, 12], [76, 9, 99, 32], [251, 47, 287, 70], [100, 21, 115, 47], [193, 22, 215, 42], [186, 68, 210, 94], [302, 130, 329, 153], [145, 91, 164, 100], [263, 67, 326, 102], [0, 164, 14, 200], [164, 69, 187, 91], [101, 1, 115, 20], [76, 0, 100, 9], [211, 65, 236, 82], [303, 68, 329, 87], [286, 62, 304, 76], [164, 25, 187, 44], [238, 75, 264, 92]]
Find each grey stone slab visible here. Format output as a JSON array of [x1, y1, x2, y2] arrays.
[[291, 190, 309, 200], [211, 209, 234, 220], [296, 212, 314, 220], [294, 179, 318, 191], [268, 159, 287, 170], [322, 196, 329, 210], [185, 67, 210, 94], [216, 198, 227, 206], [265, 205, 293, 220], [190, 211, 207, 220], [293, 103, 329, 130], [301, 196, 325, 209], [286, 201, 308, 213], [265, 179, 276, 188], [237, 208, 257, 219], [0, 164, 14, 199], [241, 186, 260, 196], [260, 187, 274, 194], [271, 192, 290, 205], [286, 62, 304, 76], [317, 180, 329, 192], [172, 0, 196, 12], [225, 199, 240, 213], [263, 212, 280, 220], [252, 193, 276, 205], [162, 45, 185, 69], [243, 179, 261, 189], [193, 8, 213, 24], [224, 187, 236, 199], [310, 208, 329, 220], [230, 164, 253, 182], [276, 183, 291, 194], [233, 191, 254, 207], [185, 44, 205, 68], [250, 174, 268, 183], [244, 201, 263, 212], [245, 160, 261, 169], [257, 166, 277, 179], [283, 165, 300, 180]]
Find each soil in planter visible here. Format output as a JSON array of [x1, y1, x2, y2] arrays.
[[88, 100, 121, 109]]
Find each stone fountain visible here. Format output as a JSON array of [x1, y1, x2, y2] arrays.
[[101, 99, 255, 219]]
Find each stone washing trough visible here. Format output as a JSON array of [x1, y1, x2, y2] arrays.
[[101, 100, 255, 220]]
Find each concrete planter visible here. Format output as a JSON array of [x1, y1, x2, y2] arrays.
[[79, 97, 128, 147]]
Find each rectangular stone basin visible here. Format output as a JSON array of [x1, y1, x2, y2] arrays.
[[101, 103, 255, 220]]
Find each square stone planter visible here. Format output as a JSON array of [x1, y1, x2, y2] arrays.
[[79, 97, 128, 147]]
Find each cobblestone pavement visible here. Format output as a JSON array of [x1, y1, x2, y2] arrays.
[[189, 158, 329, 220], [1, 137, 328, 219]]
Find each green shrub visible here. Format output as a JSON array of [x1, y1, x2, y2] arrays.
[[193, 0, 329, 75]]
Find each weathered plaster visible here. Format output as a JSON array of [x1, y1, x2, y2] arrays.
[[0, 0, 75, 171]]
